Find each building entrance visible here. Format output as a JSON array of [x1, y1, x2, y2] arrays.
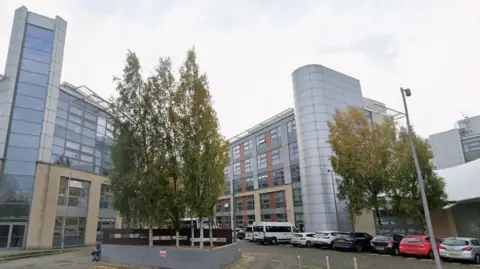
[[0, 223, 26, 249]]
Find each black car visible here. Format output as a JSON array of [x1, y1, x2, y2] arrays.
[[370, 234, 403, 255], [332, 232, 373, 252], [236, 228, 245, 239]]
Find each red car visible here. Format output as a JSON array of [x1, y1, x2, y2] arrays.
[[399, 235, 441, 258]]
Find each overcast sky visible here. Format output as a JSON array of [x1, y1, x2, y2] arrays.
[[1, 0, 480, 139]]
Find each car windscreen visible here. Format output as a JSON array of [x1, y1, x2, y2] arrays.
[[402, 237, 423, 243], [253, 226, 263, 232], [442, 239, 469, 246], [336, 233, 352, 240], [246, 227, 253, 232], [294, 233, 304, 238], [373, 235, 392, 241]]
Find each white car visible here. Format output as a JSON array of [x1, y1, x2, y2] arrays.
[[291, 232, 316, 247], [312, 231, 340, 248], [245, 226, 253, 242]]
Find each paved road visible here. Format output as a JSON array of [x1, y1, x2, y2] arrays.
[[232, 240, 480, 269]]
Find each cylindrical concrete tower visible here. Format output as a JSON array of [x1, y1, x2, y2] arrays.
[[291, 64, 364, 232]]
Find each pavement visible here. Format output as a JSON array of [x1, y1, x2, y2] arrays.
[[1, 241, 479, 269]]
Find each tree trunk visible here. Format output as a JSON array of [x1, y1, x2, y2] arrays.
[[375, 206, 382, 233], [148, 226, 153, 247], [175, 230, 180, 247], [209, 219, 214, 248], [200, 223, 204, 249], [190, 219, 194, 247]]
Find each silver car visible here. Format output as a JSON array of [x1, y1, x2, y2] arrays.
[[439, 237, 480, 263]]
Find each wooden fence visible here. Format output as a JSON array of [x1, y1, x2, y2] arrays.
[[102, 228, 233, 246]]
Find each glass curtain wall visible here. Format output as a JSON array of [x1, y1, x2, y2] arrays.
[[51, 90, 114, 176], [0, 24, 54, 222]]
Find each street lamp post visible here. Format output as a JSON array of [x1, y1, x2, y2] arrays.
[[400, 87, 442, 269], [327, 169, 340, 231]]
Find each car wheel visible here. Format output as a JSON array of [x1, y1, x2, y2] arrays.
[[428, 250, 434, 259], [475, 254, 480, 264], [393, 248, 400, 256], [271, 237, 277, 245], [332, 244, 337, 250], [292, 244, 297, 247], [356, 245, 363, 252], [306, 241, 312, 248], [329, 242, 334, 249]]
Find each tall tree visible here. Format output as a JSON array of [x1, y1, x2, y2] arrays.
[[178, 48, 230, 248], [150, 57, 187, 247], [389, 127, 448, 232], [328, 106, 396, 230], [109, 51, 169, 246]]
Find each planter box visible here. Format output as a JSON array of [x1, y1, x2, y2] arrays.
[[101, 243, 242, 269]]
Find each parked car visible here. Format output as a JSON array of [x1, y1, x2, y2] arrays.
[[332, 232, 373, 252], [399, 235, 441, 258], [312, 231, 339, 248], [291, 232, 316, 247], [439, 237, 480, 264], [236, 228, 245, 239], [370, 234, 403, 255], [245, 226, 253, 242]]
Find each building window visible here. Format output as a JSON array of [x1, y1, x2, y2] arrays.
[[216, 200, 222, 212], [260, 193, 270, 209], [57, 177, 90, 207], [224, 216, 231, 228], [233, 179, 242, 193], [271, 148, 281, 165], [289, 142, 298, 160], [261, 214, 271, 221], [258, 173, 268, 189], [462, 136, 480, 162], [234, 161, 241, 175], [287, 120, 296, 138], [364, 110, 373, 121], [295, 213, 304, 232], [248, 215, 255, 225], [293, 187, 303, 206], [246, 195, 255, 210], [244, 158, 252, 173], [53, 216, 86, 247], [244, 140, 252, 154], [270, 127, 281, 144], [236, 215, 244, 228], [99, 184, 113, 209], [291, 165, 301, 183], [257, 134, 266, 147], [235, 197, 243, 212], [245, 177, 254, 191], [275, 191, 285, 208], [272, 169, 285, 186], [233, 144, 241, 159], [276, 214, 287, 222], [257, 153, 267, 169], [224, 180, 230, 195], [216, 217, 222, 228], [96, 218, 116, 241]]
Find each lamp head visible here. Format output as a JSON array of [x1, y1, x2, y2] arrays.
[[402, 88, 412, 97]]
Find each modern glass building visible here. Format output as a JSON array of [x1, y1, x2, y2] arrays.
[[0, 7, 119, 249]]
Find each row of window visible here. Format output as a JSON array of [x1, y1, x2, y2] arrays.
[[260, 191, 286, 209], [225, 165, 301, 195], [232, 120, 297, 160], [232, 142, 298, 176]]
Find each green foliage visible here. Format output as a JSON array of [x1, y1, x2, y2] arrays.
[[328, 107, 448, 231], [109, 48, 229, 243], [389, 127, 448, 231], [328, 106, 396, 228]]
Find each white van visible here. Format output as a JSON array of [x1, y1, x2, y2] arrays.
[[252, 221, 298, 244], [245, 226, 253, 242]]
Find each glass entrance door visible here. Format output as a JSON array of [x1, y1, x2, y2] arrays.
[[0, 224, 26, 249], [0, 225, 9, 248]]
